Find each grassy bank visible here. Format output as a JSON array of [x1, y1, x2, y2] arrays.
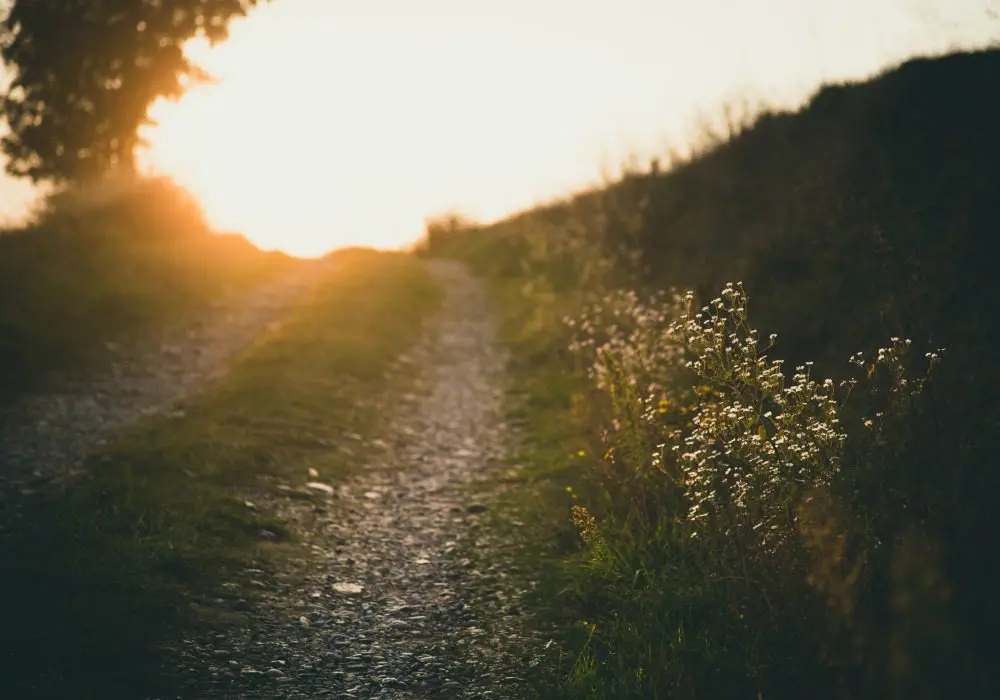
[[429, 47, 1000, 700], [0, 250, 442, 699], [0, 176, 293, 404]]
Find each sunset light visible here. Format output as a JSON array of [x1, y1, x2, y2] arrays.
[[4, 0, 1000, 695], [134, 0, 999, 257]]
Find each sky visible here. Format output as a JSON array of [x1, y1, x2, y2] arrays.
[[1, 0, 999, 255]]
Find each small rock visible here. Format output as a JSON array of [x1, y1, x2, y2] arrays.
[[305, 481, 334, 494]]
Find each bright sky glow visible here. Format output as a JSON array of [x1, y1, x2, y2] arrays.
[[3, 1, 1000, 255]]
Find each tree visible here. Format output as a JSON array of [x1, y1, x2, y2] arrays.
[[0, 0, 262, 183]]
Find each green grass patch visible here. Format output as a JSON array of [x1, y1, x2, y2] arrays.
[[0, 249, 442, 699], [0, 176, 294, 405]]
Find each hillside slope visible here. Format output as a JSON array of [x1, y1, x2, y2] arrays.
[[430, 46, 1000, 699], [0, 176, 293, 404]]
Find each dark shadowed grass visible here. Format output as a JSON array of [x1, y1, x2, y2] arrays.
[[454, 256, 989, 700], [0, 176, 294, 406], [0, 249, 441, 700]]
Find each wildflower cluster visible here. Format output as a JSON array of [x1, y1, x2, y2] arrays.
[[566, 288, 690, 428], [566, 279, 945, 559], [668, 284, 846, 543], [849, 338, 945, 438]]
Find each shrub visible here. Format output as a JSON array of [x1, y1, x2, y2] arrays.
[[562, 280, 945, 699]]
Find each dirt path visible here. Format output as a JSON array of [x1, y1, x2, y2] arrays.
[[0, 259, 331, 507], [171, 260, 542, 699]]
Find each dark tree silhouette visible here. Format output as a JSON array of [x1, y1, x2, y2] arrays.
[[0, 0, 263, 183]]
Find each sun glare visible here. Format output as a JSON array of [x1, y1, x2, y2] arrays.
[[138, 0, 646, 257], [137, 0, 1000, 257]]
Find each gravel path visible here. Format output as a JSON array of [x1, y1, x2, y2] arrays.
[[169, 260, 544, 700], [0, 259, 331, 505]]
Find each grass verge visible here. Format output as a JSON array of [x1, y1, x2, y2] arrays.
[[0, 176, 294, 405], [465, 271, 604, 697], [433, 195, 998, 698], [0, 249, 442, 700]]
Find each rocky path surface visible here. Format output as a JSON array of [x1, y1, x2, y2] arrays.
[[0, 259, 331, 505], [170, 260, 544, 700]]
